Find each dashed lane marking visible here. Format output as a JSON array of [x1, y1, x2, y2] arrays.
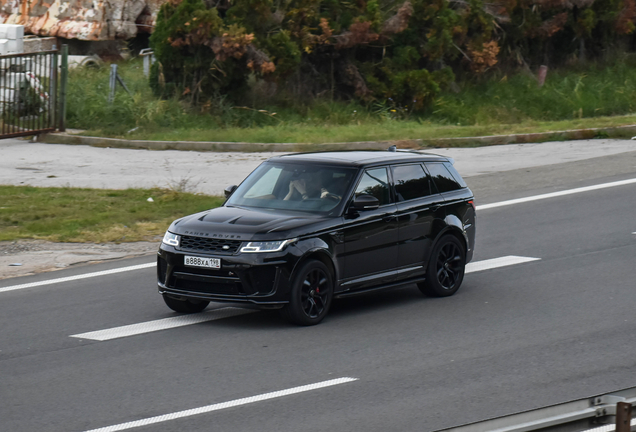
[[0, 262, 156, 294], [83, 377, 359, 432], [466, 255, 540, 273], [70, 307, 256, 341]]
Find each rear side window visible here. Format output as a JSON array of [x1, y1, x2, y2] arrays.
[[426, 162, 464, 193], [392, 164, 431, 201], [443, 162, 467, 188], [355, 167, 391, 205]]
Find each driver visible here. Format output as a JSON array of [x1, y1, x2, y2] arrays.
[[284, 172, 339, 201]]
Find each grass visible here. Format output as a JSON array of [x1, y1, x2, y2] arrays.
[[100, 114, 636, 143], [66, 56, 636, 143], [0, 186, 224, 243]]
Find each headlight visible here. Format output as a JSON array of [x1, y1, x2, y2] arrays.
[[240, 238, 297, 253], [162, 231, 180, 247]]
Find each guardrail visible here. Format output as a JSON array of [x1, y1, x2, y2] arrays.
[[435, 386, 636, 432]]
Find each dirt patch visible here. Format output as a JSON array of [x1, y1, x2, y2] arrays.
[[0, 240, 159, 280]]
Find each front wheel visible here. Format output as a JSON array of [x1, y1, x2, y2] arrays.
[[418, 235, 466, 297], [163, 294, 210, 313], [280, 260, 333, 326]]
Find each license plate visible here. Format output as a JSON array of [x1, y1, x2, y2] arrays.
[[184, 256, 220, 269]]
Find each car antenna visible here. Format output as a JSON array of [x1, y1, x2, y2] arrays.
[[388, 145, 397, 152]]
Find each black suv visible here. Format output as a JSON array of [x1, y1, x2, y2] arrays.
[[157, 149, 475, 325]]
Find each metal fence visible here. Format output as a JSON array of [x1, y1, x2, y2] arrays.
[[0, 49, 58, 138]]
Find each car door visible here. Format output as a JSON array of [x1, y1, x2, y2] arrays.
[[340, 167, 399, 291], [391, 163, 445, 281]]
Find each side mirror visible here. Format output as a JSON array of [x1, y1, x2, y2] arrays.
[[351, 194, 380, 211], [224, 185, 237, 198]]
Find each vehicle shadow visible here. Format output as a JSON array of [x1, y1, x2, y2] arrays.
[[199, 283, 437, 329]]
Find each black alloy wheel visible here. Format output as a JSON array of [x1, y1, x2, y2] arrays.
[[418, 235, 466, 297], [281, 260, 333, 325], [163, 294, 210, 313]]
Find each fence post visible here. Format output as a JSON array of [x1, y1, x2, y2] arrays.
[[139, 48, 154, 77], [108, 64, 117, 104], [616, 402, 632, 432], [59, 44, 68, 132], [50, 46, 58, 129]]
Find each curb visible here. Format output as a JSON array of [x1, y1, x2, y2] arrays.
[[37, 124, 636, 152]]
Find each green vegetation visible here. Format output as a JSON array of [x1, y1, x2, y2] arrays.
[[67, 57, 636, 142], [144, 0, 636, 111], [432, 60, 636, 125], [0, 186, 224, 243]]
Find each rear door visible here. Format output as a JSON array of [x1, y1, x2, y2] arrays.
[[340, 167, 399, 290], [391, 163, 445, 280]]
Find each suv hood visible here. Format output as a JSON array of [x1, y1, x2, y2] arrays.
[[169, 205, 328, 241]]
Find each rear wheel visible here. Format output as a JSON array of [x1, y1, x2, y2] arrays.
[[163, 294, 210, 313], [418, 235, 466, 297], [280, 260, 333, 326]]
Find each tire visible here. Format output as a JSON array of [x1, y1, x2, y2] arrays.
[[280, 260, 333, 326], [163, 294, 210, 313], [418, 235, 466, 297]]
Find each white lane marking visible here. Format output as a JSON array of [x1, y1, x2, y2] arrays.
[[477, 177, 636, 210], [0, 262, 155, 294], [466, 255, 540, 273], [84, 377, 359, 432], [70, 307, 256, 341]]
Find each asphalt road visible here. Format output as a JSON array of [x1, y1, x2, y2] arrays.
[[1, 150, 636, 432]]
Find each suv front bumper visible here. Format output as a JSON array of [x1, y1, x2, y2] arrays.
[[157, 244, 298, 305]]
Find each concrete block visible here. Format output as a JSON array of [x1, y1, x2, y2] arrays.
[[7, 39, 23, 54], [23, 36, 58, 53], [0, 39, 8, 56], [0, 24, 24, 40]]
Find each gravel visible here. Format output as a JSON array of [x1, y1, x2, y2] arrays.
[[0, 240, 158, 280]]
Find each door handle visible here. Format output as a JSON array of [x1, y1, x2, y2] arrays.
[[382, 215, 396, 222]]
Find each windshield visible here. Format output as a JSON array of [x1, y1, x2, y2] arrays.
[[226, 162, 357, 213]]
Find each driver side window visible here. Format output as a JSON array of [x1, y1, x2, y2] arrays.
[[354, 168, 390, 206]]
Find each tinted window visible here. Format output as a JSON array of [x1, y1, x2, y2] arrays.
[[355, 168, 390, 205], [426, 162, 463, 193], [392, 164, 431, 201], [444, 162, 467, 188]]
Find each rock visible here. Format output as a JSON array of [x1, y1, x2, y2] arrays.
[[0, 0, 162, 41]]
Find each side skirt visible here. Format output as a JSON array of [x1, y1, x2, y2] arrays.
[[334, 276, 426, 299]]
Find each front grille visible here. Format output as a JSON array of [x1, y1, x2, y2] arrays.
[[179, 235, 242, 254]]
